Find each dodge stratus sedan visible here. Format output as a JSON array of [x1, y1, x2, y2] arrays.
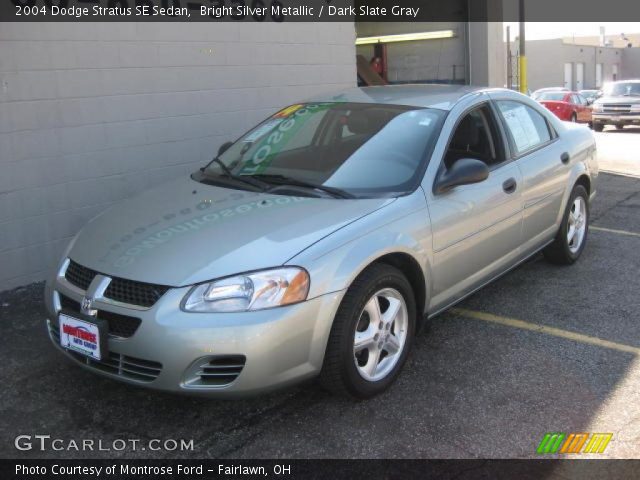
[[45, 85, 597, 399]]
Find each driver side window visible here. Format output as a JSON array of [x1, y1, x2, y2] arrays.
[[444, 105, 504, 170]]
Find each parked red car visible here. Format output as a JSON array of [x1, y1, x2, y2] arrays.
[[536, 91, 592, 126]]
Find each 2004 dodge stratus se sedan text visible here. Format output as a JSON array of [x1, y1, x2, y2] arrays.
[[45, 85, 597, 399]]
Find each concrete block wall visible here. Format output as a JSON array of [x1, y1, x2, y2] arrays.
[[621, 48, 640, 79], [0, 22, 356, 291]]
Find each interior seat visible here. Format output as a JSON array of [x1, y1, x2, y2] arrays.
[[444, 112, 496, 169]]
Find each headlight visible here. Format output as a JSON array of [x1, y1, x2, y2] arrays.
[[182, 267, 310, 313], [630, 104, 640, 112], [593, 103, 604, 112]]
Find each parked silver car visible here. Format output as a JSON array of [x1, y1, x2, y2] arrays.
[[44, 85, 598, 399]]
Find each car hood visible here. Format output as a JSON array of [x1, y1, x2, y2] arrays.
[[68, 177, 394, 286], [595, 96, 640, 105]]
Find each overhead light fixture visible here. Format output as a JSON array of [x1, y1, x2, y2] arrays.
[[355, 30, 456, 45]]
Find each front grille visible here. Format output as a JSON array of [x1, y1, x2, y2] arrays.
[[601, 104, 632, 113], [48, 322, 162, 383], [105, 278, 169, 308], [196, 355, 246, 386], [65, 260, 97, 290], [64, 259, 168, 308], [59, 294, 81, 312], [59, 293, 142, 338]]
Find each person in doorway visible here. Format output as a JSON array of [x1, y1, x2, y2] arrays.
[[370, 56, 383, 76]]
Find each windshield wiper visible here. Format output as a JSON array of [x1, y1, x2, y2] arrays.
[[249, 174, 355, 199], [199, 159, 269, 191], [205, 157, 233, 177]]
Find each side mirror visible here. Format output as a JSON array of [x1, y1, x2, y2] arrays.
[[218, 141, 233, 156], [435, 158, 490, 194], [586, 98, 594, 105]]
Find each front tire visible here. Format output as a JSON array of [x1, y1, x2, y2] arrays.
[[319, 264, 416, 399], [570, 113, 577, 122], [593, 123, 604, 132], [543, 185, 589, 265], [616, 124, 625, 130]]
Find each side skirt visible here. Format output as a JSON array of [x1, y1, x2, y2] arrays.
[[426, 239, 555, 320]]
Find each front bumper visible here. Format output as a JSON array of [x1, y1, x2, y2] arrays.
[[592, 113, 640, 124], [44, 279, 344, 397]]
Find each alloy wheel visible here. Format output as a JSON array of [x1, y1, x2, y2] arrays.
[[353, 288, 408, 382], [567, 196, 587, 253]]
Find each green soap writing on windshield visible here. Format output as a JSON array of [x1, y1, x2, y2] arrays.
[[239, 103, 338, 175]]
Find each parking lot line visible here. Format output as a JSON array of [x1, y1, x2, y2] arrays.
[[590, 226, 640, 238], [450, 308, 640, 355], [598, 169, 640, 180]]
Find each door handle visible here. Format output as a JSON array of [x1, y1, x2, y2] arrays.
[[502, 178, 517, 194], [561, 152, 570, 164]]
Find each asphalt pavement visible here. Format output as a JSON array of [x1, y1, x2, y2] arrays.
[[1, 129, 639, 460]]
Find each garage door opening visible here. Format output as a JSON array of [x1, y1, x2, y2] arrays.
[[355, 23, 467, 86]]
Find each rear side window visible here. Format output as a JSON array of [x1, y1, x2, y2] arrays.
[[571, 94, 584, 105], [496, 100, 552, 156]]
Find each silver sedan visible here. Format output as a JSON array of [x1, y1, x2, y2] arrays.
[[44, 85, 597, 399]]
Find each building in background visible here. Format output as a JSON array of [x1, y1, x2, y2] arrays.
[[563, 33, 640, 49], [508, 37, 640, 91]]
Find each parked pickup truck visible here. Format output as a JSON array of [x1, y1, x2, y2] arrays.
[[592, 80, 640, 131]]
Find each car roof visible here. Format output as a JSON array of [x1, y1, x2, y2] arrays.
[[534, 87, 568, 92], [308, 84, 493, 111]]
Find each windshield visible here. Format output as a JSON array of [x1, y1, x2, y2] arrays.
[[199, 102, 445, 198], [603, 82, 640, 96], [537, 92, 567, 101]]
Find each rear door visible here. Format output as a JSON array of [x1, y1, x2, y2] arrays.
[[492, 98, 568, 253]]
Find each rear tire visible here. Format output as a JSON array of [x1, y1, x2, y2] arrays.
[[319, 264, 416, 399], [570, 113, 577, 122], [543, 185, 589, 265]]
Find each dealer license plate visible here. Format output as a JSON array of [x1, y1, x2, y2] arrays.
[[59, 314, 103, 360]]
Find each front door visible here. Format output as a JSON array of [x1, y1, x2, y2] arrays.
[[570, 94, 587, 122], [428, 103, 524, 311]]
